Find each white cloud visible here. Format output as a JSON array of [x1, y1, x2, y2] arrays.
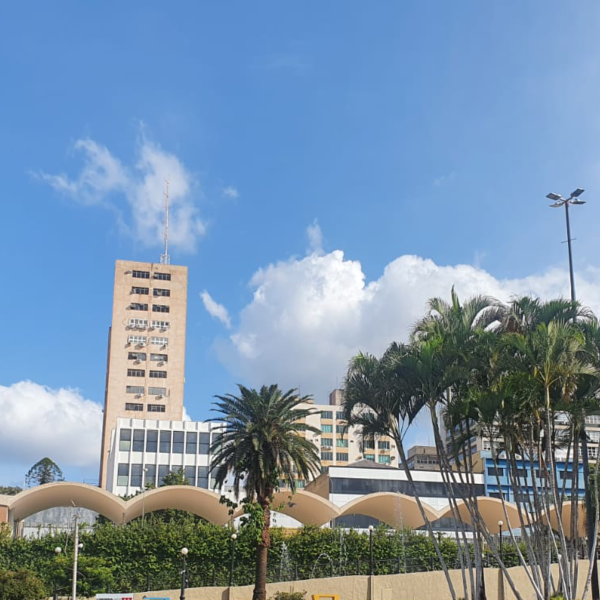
[[201, 290, 232, 329], [306, 219, 323, 255], [216, 248, 600, 402], [222, 186, 239, 199], [37, 134, 205, 252], [0, 381, 102, 470]]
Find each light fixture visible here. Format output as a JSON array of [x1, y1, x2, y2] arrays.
[[181, 547, 188, 556]]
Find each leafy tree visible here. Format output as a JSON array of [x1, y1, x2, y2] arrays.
[[0, 568, 45, 600], [0, 487, 22, 496], [25, 458, 64, 487], [210, 385, 321, 600], [160, 468, 189, 487]]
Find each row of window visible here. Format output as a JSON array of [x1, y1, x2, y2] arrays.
[[487, 466, 581, 480], [321, 452, 349, 461], [128, 352, 168, 362], [125, 403, 165, 412], [117, 463, 208, 488], [320, 411, 346, 420], [130, 304, 170, 313], [320, 439, 349, 448], [362, 440, 390, 449], [128, 336, 168, 346], [127, 369, 167, 378], [132, 270, 171, 281], [131, 287, 171, 297], [128, 319, 170, 330], [119, 428, 221, 454], [126, 386, 167, 395]]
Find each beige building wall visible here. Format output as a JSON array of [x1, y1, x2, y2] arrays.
[[99, 260, 188, 488]]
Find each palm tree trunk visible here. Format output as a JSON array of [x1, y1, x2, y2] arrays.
[[252, 498, 271, 600]]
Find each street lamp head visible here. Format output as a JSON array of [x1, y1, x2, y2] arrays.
[[497, 520, 503, 528], [570, 188, 585, 198], [181, 547, 189, 556], [368, 525, 374, 532], [549, 202, 564, 208], [231, 533, 237, 540], [547, 192, 563, 201], [78, 543, 83, 550], [54, 547, 62, 555], [571, 199, 586, 205]]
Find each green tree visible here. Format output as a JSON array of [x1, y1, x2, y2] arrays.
[[210, 385, 321, 600], [0, 487, 22, 496], [160, 468, 189, 486], [25, 458, 64, 487], [0, 568, 46, 600]]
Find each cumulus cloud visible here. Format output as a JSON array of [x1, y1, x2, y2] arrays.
[[222, 186, 239, 199], [201, 290, 232, 329], [216, 249, 600, 402], [306, 219, 324, 255], [0, 381, 102, 469], [37, 135, 205, 252]]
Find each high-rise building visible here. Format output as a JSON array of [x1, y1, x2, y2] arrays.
[[99, 260, 188, 488]]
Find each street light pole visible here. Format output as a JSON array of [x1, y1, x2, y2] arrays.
[[368, 525, 374, 576], [229, 533, 237, 587], [497, 520, 503, 564], [180, 547, 188, 600], [547, 187, 586, 304], [53, 546, 61, 600], [72, 516, 83, 600]]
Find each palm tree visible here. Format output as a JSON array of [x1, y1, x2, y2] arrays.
[[210, 384, 321, 600]]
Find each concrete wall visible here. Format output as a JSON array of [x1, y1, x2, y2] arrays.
[[132, 561, 599, 600]]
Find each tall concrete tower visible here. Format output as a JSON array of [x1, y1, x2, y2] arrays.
[[98, 259, 188, 488]]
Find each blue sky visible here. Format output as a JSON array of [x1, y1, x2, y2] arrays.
[[2, 2, 600, 486]]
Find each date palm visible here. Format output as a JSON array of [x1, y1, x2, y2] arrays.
[[210, 384, 320, 600]]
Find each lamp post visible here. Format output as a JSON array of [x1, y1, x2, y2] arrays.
[[180, 547, 188, 600], [72, 515, 83, 600], [229, 533, 237, 587], [368, 525, 374, 576], [53, 547, 61, 600], [497, 520, 503, 564], [546, 188, 586, 303]]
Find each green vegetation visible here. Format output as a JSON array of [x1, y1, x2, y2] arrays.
[[0, 568, 46, 600], [25, 458, 64, 487]]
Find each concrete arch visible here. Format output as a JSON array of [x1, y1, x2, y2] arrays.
[[543, 502, 586, 539], [339, 493, 440, 529], [124, 485, 230, 525], [7, 482, 126, 523], [436, 497, 524, 534], [233, 490, 341, 527]]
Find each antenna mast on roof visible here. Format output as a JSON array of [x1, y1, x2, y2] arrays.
[[160, 179, 171, 265]]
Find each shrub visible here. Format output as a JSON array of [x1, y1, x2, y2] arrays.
[[269, 591, 307, 600], [0, 568, 46, 600]]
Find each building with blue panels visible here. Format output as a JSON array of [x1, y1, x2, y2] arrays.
[[481, 451, 585, 503]]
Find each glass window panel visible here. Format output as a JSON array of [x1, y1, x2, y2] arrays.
[[173, 431, 184, 453], [199, 433, 210, 454], [186, 432, 197, 454], [184, 466, 196, 485], [119, 429, 131, 451], [158, 465, 169, 485], [130, 464, 143, 487], [146, 430, 158, 452], [159, 431, 171, 453], [197, 466, 209, 488], [321, 425, 333, 433], [145, 464, 156, 487], [132, 429, 145, 452]]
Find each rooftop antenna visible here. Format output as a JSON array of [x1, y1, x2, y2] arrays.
[[160, 178, 171, 265]]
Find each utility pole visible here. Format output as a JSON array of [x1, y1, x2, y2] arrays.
[[72, 515, 80, 600]]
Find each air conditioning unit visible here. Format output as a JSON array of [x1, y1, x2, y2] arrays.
[[160, 327, 166, 332], [158, 361, 164, 366], [156, 394, 163, 399], [135, 394, 143, 399], [134, 360, 140, 365], [161, 344, 167, 350]]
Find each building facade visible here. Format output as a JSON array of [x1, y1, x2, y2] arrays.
[[406, 445, 441, 471], [99, 260, 188, 488]]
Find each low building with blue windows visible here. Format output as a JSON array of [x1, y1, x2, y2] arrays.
[[481, 451, 585, 503]]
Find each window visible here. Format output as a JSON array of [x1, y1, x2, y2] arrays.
[[151, 320, 170, 330], [149, 370, 167, 378], [148, 404, 166, 413], [146, 430, 158, 452], [378, 441, 390, 450], [133, 429, 145, 452], [128, 335, 147, 345], [363, 440, 375, 449], [321, 411, 333, 419], [586, 415, 600, 425], [130, 303, 148, 311], [186, 432, 197, 454], [336, 453, 349, 461], [145, 464, 156, 486], [336, 425, 346, 433], [126, 385, 144, 394], [185, 466, 196, 485], [297, 480, 306, 488], [159, 431, 171, 452], [153, 272, 171, 281], [336, 439, 348, 447], [378, 455, 391, 464], [515, 469, 527, 478], [152, 304, 170, 313], [173, 431, 184, 454], [127, 369, 145, 377], [128, 352, 147, 361], [130, 464, 143, 487], [321, 438, 333, 447], [321, 451, 333, 461], [197, 466, 209, 488], [364, 454, 375, 461], [150, 354, 168, 362], [117, 463, 129, 487], [158, 465, 169, 485], [336, 411, 345, 420], [125, 403, 143, 411], [151, 336, 168, 346], [322, 424, 333, 433], [128, 318, 148, 329], [119, 429, 131, 451], [132, 286, 149, 295], [133, 270, 150, 279], [148, 387, 166, 396], [199, 432, 210, 454], [488, 467, 504, 477], [153, 288, 171, 297]]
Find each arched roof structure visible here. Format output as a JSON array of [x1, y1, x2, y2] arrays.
[[339, 492, 440, 529], [543, 502, 587, 539], [436, 497, 525, 534], [124, 485, 230, 524]]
